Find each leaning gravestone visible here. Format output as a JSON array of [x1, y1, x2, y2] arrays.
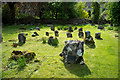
[[51, 26, 55, 31], [68, 26, 73, 32], [46, 32, 49, 36], [18, 33, 27, 44], [95, 33, 101, 39], [59, 40, 84, 64], [84, 31, 94, 44], [32, 32, 39, 37], [66, 32, 72, 38], [55, 30, 59, 37], [0, 34, 3, 43]]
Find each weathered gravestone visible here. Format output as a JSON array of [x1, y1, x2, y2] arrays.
[[68, 26, 73, 32], [46, 32, 49, 36], [84, 31, 95, 44], [10, 50, 36, 61], [78, 32, 84, 38], [66, 32, 72, 38], [55, 30, 59, 37], [36, 27, 40, 31], [59, 40, 84, 64], [48, 36, 59, 46], [78, 28, 83, 32], [0, 34, 3, 43], [74, 27, 77, 30], [18, 33, 27, 44], [95, 33, 101, 39], [51, 26, 55, 31], [32, 32, 39, 37], [98, 25, 104, 30]]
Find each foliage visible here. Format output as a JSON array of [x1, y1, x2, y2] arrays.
[[2, 3, 11, 24], [110, 2, 120, 26], [74, 2, 89, 19], [42, 37, 46, 44], [17, 56, 26, 68], [91, 2, 100, 24], [107, 26, 113, 30], [113, 27, 118, 31]]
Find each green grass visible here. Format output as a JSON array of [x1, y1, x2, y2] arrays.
[[1, 24, 118, 78]]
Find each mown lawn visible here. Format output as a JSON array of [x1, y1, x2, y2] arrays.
[[1, 24, 118, 78]]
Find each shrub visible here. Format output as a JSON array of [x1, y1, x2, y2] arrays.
[[107, 27, 113, 30], [52, 38, 59, 46], [42, 37, 46, 44], [114, 27, 118, 31], [17, 56, 26, 68]]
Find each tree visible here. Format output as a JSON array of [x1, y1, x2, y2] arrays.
[[91, 2, 100, 24], [74, 2, 89, 19]]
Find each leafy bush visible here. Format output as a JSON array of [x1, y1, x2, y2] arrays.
[[114, 27, 118, 31], [17, 56, 26, 68], [107, 27, 113, 30], [51, 38, 59, 46], [42, 37, 46, 44]]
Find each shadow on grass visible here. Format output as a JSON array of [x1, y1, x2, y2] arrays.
[[60, 59, 91, 77], [64, 63, 91, 77], [95, 38, 103, 40], [85, 43, 96, 49]]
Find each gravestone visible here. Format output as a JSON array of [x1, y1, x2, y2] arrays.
[[10, 50, 36, 61], [78, 32, 84, 38], [66, 32, 72, 38], [74, 27, 77, 30], [95, 33, 101, 39], [78, 28, 83, 32], [0, 34, 3, 43], [48, 36, 59, 46], [68, 26, 73, 32], [98, 25, 104, 30], [55, 30, 59, 37], [36, 27, 40, 31], [59, 40, 84, 64], [46, 32, 49, 36], [47, 24, 53, 27], [34, 32, 39, 36], [18, 33, 27, 44], [84, 31, 94, 44], [19, 27, 26, 30], [51, 26, 55, 31], [64, 28, 68, 30]]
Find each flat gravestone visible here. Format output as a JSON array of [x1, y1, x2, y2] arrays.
[[47, 24, 53, 27]]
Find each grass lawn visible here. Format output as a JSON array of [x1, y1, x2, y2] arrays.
[[1, 24, 118, 78]]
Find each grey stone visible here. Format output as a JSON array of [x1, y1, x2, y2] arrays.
[[46, 32, 49, 36], [18, 33, 27, 44], [95, 33, 101, 39], [78, 32, 84, 38], [66, 32, 72, 38], [59, 40, 84, 64], [68, 26, 73, 32], [51, 26, 55, 31], [55, 30, 59, 37]]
